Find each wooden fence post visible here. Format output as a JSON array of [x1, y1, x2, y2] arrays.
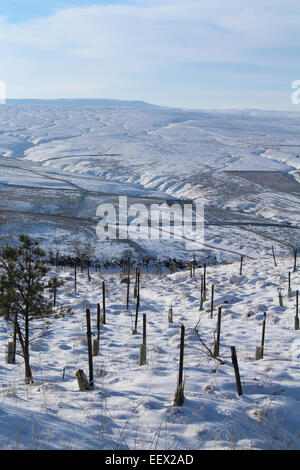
[[139, 314, 147, 366], [97, 303, 101, 341], [231, 346, 243, 397], [13, 311, 17, 362], [199, 275, 204, 311], [293, 248, 298, 273], [240, 255, 244, 276], [168, 307, 173, 324], [278, 287, 284, 307], [288, 272, 292, 298], [93, 303, 101, 356], [174, 324, 185, 406], [255, 312, 266, 360], [74, 264, 77, 295], [210, 284, 215, 319], [137, 268, 140, 308], [126, 267, 130, 310], [295, 290, 299, 330], [133, 286, 140, 335], [213, 306, 222, 357], [86, 308, 94, 389], [102, 281, 106, 324], [134, 267, 138, 298], [272, 245, 277, 267], [87, 260, 91, 282], [203, 264, 207, 300], [143, 313, 147, 346]]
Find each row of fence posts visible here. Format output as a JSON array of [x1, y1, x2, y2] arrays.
[[10, 247, 296, 402]]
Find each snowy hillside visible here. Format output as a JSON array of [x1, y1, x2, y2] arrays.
[[0, 102, 299, 451], [0, 102, 299, 262], [0, 255, 299, 450]]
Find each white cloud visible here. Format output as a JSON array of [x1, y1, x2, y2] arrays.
[[0, 1, 299, 105]]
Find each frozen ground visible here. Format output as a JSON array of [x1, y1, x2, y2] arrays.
[[0, 254, 299, 450], [0, 102, 299, 450], [0, 102, 299, 261]]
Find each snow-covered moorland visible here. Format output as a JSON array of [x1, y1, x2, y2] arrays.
[[0, 101, 299, 450], [0, 253, 299, 450], [0, 101, 299, 262]]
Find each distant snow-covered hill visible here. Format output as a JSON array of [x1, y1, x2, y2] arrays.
[[0, 102, 299, 260]]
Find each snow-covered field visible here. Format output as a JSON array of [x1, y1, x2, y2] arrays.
[[0, 255, 299, 450], [0, 101, 299, 450], [0, 102, 299, 262]]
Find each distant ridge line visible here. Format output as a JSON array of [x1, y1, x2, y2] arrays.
[[6, 98, 155, 107]]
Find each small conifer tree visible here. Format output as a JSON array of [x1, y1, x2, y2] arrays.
[[0, 235, 53, 383]]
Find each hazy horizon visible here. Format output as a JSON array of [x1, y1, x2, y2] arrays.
[[1, 1, 300, 111]]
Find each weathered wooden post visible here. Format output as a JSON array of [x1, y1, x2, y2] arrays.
[[293, 247, 298, 273], [74, 263, 77, 295], [255, 312, 266, 360], [139, 314, 147, 366], [240, 255, 244, 276], [133, 267, 138, 299], [126, 268, 130, 310], [199, 275, 204, 311], [174, 324, 185, 406], [93, 303, 101, 356], [102, 281, 106, 324], [86, 308, 94, 389], [143, 313, 146, 346], [13, 311, 17, 362], [231, 346, 243, 397], [210, 284, 215, 319], [133, 287, 140, 335], [203, 264, 207, 300], [137, 267, 140, 309], [53, 283, 57, 307], [213, 307, 222, 358], [277, 287, 284, 307], [288, 272, 292, 298], [76, 369, 90, 391], [272, 245, 277, 267], [189, 261, 193, 279], [97, 303, 101, 340], [295, 290, 299, 330], [168, 306, 173, 324]]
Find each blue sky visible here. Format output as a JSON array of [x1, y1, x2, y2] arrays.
[[0, 0, 300, 110]]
